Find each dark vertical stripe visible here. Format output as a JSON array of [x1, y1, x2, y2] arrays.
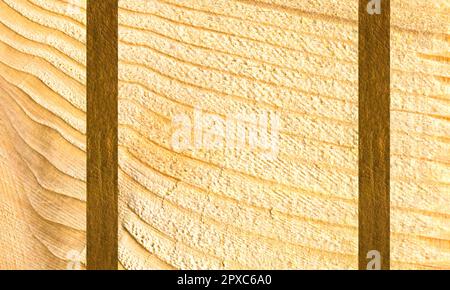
[[87, 0, 118, 270], [359, 0, 390, 270]]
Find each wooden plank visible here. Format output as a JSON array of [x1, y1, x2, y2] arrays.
[[87, 0, 118, 270], [358, 0, 390, 270], [0, 0, 86, 269], [0, 0, 447, 270], [117, 0, 449, 270], [117, 0, 359, 270], [390, 0, 450, 270]]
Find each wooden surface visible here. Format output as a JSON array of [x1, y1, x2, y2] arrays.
[[0, 0, 86, 269], [87, 0, 118, 270], [359, 0, 390, 269], [117, 0, 360, 270], [117, 0, 449, 270], [390, 1, 450, 270], [0, 0, 448, 270]]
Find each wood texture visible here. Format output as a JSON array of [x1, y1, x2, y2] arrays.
[[0, 0, 86, 269], [117, 0, 360, 270], [117, 0, 449, 270], [87, 0, 118, 270], [390, 1, 450, 270], [359, 0, 390, 270], [0, 0, 448, 270]]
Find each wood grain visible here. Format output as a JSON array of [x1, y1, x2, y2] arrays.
[[390, 0, 450, 270], [117, 0, 449, 270], [358, 0, 390, 270], [118, 0, 360, 270], [87, 0, 118, 270], [0, 0, 448, 270], [0, 0, 86, 269]]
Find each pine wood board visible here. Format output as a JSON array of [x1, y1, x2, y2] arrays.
[[0, 0, 448, 270], [0, 0, 86, 270], [117, 0, 449, 270]]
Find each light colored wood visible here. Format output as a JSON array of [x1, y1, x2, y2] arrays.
[[0, 0, 448, 270], [390, 0, 450, 270], [118, 0, 360, 270], [0, 0, 86, 270], [118, 0, 449, 270]]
